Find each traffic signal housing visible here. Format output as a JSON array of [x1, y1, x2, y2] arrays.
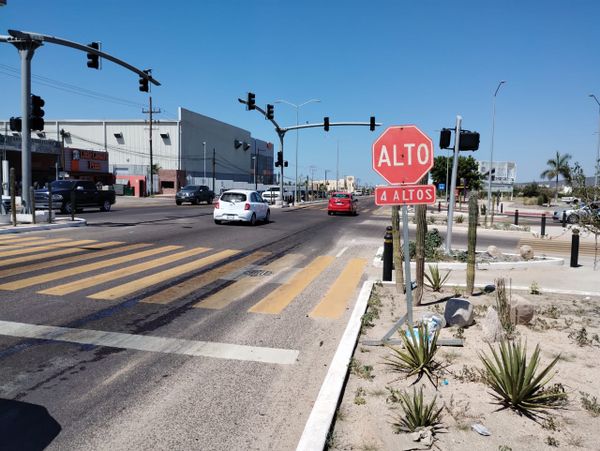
[[459, 130, 480, 151], [139, 72, 149, 92], [247, 92, 256, 110], [266, 104, 274, 120], [324, 116, 330, 132], [86, 42, 100, 69], [9, 116, 21, 132], [370, 116, 376, 131], [439, 128, 451, 149], [275, 151, 283, 167], [30, 95, 45, 131]]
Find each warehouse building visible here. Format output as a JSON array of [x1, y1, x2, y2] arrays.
[[1, 107, 274, 196]]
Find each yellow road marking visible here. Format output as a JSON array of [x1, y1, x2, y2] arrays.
[[0, 237, 54, 248], [0, 245, 181, 291], [0, 241, 131, 272], [39, 246, 211, 296], [196, 253, 303, 310], [309, 258, 367, 319], [0, 235, 47, 244], [248, 255, 335, 315], [141, 251, 268, 304], [0, 239, 97, 258]]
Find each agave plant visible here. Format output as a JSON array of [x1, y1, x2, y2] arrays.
[[478, 340, 567, 419], [424, 264, 452, 292], [391, 386, 444, 433], [383, 323, 442, 387]]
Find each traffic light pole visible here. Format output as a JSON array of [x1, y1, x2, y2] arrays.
[[445, 115, 462, 254]]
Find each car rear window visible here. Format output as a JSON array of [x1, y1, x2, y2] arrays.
[[332, 193, 349, 198], [182, 185, 198, 191], [220, 193, 246, 202]]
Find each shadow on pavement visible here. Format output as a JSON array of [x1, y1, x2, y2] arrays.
[[0, 398, 62, 450]]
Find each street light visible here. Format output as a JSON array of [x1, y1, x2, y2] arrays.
[[589, 94, 600, 200], [487, 80, 506, 219], [274, 98, 320, 205], [202, 141, 206, 185]]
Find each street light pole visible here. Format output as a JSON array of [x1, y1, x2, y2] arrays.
[[487, 80, 506, 219], [274, 98, 320, 206], [589, 94, 600, 200], [203, 141, 206, 185]]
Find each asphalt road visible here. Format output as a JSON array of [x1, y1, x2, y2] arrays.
[[0, 197, 522, 450]]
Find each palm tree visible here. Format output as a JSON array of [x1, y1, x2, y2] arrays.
[[540, 151, 572, 203]]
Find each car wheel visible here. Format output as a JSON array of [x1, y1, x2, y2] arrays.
[[249, 213, 257, 226], [328, 211, 333, 216], [214, 219, 222, 225], [264, 209, 270, 224], [176, 200, 182, 206], [100, 200, 111, 212], [191, 198, 199, 205], [567, 214, 579, 224], [207, 197, 213, 205]]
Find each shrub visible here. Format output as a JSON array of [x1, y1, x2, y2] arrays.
[[478, 340, 566, 419], [424, 264, 452, 292], [409, 228, 444, 260], [390, 386, 444, 434]]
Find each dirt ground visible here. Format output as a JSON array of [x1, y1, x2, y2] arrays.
[[328, 283, 600, 450]]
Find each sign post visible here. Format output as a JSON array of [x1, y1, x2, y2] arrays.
[[371, 125, 436, 330]]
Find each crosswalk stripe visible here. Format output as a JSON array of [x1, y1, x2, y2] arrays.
[[88, 249, 241, 301], [309, 258, 367, 319], [0, 239, 97, 258], [195, 253, 304, 310], [39, 247, 212, 296], [248, 255, 335, 315], [141, 251, 269, 305], [0, 236, 47, 244], [0, 237, 63, 250], [0, 245, 181, 291], [0, 241, 132, 273]]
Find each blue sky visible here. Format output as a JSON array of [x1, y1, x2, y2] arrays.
[[1, 0, 599, 185]]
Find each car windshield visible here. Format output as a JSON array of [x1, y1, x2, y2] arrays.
[[50, 181, 75, 190], [332, 193, 349, 198], [220, 192, 246, 202], [182, 186, 198, 191]]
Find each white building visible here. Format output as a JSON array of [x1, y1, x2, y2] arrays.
[[478, 160, 517, 196]]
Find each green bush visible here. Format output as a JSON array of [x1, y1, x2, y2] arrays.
[[409, 228, 444, 260]]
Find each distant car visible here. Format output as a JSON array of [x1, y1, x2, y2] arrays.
[[328, 192, 357, 216], [213, 189, 270, 225], [35, 180, 115, 213], [176, 185, 214, 205], [553, 202, 600, 224], [262, 187, 292, 204]]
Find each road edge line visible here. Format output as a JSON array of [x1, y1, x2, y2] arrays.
[[296, 279, 374, 451]]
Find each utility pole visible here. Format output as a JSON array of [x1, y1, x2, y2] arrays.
[[336, 140, 340, 191], [142, 93, 161, 196], [212, 148, 216, 192], [446, 115, 462, 254], [202, 141, 207, 185]]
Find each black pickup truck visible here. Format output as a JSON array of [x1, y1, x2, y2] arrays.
[[35, 180, 116, 214]]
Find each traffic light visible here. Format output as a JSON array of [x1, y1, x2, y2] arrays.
[[9, 116, 21, 132], [266, 104, 274, 120], [30, 95, 45, 131], [139, 71, 149, 92], [86, 42, 100, 69], [324, 116, 330, 132], [247, 92, 256, 110], [275, 151, 283, 167], [284, 161, 288, 167], [370, 116, 376, 131], [459, 130, 480, 151], [439, 128, 451, 149]]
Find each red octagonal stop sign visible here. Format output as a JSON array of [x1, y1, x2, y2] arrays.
[[372, 125, 434, 185]]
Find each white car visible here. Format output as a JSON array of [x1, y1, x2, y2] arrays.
[[262, 187, 293, 204], [213, 189, 270, 225]]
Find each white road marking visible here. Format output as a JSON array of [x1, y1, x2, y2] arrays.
[[0, 320, 299, 365], [335, 247, 348, 258]]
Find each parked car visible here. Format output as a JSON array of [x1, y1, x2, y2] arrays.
[[34, 180, 115, 214], [328, 192, 357, 216], [213, 189, 270, 225], [553, 201, 600, 224], [176, 185, 214, 205], [262, 187, 293, 204]]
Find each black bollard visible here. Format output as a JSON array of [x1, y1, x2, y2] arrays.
[[438, 201, 441, 212], [383, 226, 393, 281], [570, 228, 580, 268], [562, 211, 567, 228], [29, 187, 36, 224], [500, 203, 504, 213], [70, 190, 76, 222], [48, 182, 53, 224], [514, 209, 519, 226], [541, 213, 546, 237]]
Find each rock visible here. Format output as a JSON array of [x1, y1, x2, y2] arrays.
[[510, 294, 534, 325], [444, 298, 474, 327], [482, 306, 504, 342], [486, 245, 501, 258], [519, 245, 534, 260]]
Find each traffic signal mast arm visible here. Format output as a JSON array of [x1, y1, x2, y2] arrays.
[[1, 30, 161, 86], [238, 97, 284, 136], [283, 121, 382, 133]]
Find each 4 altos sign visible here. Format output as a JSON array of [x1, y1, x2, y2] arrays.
[[372, 125, 436, 206]]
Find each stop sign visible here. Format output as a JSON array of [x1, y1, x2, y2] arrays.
[[372, 125, 434, 185]]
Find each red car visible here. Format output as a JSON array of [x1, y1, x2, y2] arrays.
[[328, 192, 357, 216]]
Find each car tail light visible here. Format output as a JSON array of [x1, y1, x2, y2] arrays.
[[215, 201, 220, 209], [244, 203, 250, 210]]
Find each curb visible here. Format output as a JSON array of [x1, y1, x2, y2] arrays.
[[0, 218, 86, 234], [296, 280, 374, 451]]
